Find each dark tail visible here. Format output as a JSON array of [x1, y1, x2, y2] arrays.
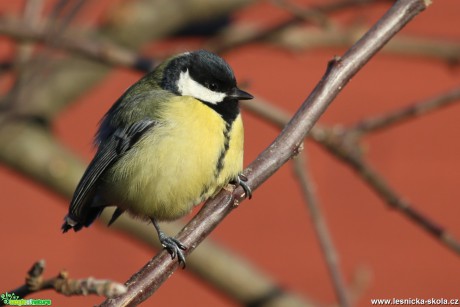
[[61, 207, 103, 233]]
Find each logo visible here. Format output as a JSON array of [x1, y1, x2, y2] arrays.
[[1, 292, 52, 306]]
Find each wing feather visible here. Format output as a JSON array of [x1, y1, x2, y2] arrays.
[[63, 119, 155, 231]]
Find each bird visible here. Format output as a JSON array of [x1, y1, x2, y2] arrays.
[[62, 50, 253, 266]]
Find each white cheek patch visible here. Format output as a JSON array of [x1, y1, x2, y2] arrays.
[[177, 69, 226, 105]]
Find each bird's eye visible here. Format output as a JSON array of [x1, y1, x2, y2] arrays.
[[207, 82, 218, 91]]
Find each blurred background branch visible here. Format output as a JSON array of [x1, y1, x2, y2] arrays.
[[293, 153, 351, 307]]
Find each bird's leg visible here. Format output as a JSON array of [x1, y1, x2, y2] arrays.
[[151, 218, 187, 267], [232, 173, 252, 199]]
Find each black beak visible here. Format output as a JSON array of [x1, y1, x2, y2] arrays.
[[228, 87, 253, 100]]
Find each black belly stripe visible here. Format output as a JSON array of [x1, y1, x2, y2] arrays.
[[215, 121, 232, 177], [198, 121, 232, 200]]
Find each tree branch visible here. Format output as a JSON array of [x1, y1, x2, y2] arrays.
[[0, 260, 126, 307], [318, 133, 460, 254]]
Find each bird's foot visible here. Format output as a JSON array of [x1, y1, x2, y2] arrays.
[[233, 173, 252, 199], [158, 232, 187, 268]]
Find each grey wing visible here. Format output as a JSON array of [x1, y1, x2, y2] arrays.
[[62, 119, 156, 232]]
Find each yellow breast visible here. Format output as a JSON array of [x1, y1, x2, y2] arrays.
[[104, 96, 244, 221]]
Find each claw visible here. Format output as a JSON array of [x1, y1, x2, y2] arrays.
[[235, 173, 252, 199], [152, 218, 187, 268], [160, 236, 187, 268]]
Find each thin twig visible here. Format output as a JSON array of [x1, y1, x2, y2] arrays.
[[350, 87, 460, 134], [0, 260, 126, 306], [318, 133, 460, 254], [99, 1, 431, 305], [293, 153, 350, 307], [243, 84, 460, 141]]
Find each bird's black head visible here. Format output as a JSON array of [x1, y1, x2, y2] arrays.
[[161, 50, 253, 123]]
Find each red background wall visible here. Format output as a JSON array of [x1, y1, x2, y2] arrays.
[[1, 1, 459, 306]]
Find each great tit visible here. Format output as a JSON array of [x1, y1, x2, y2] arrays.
[[62, 50, 253, 265]]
